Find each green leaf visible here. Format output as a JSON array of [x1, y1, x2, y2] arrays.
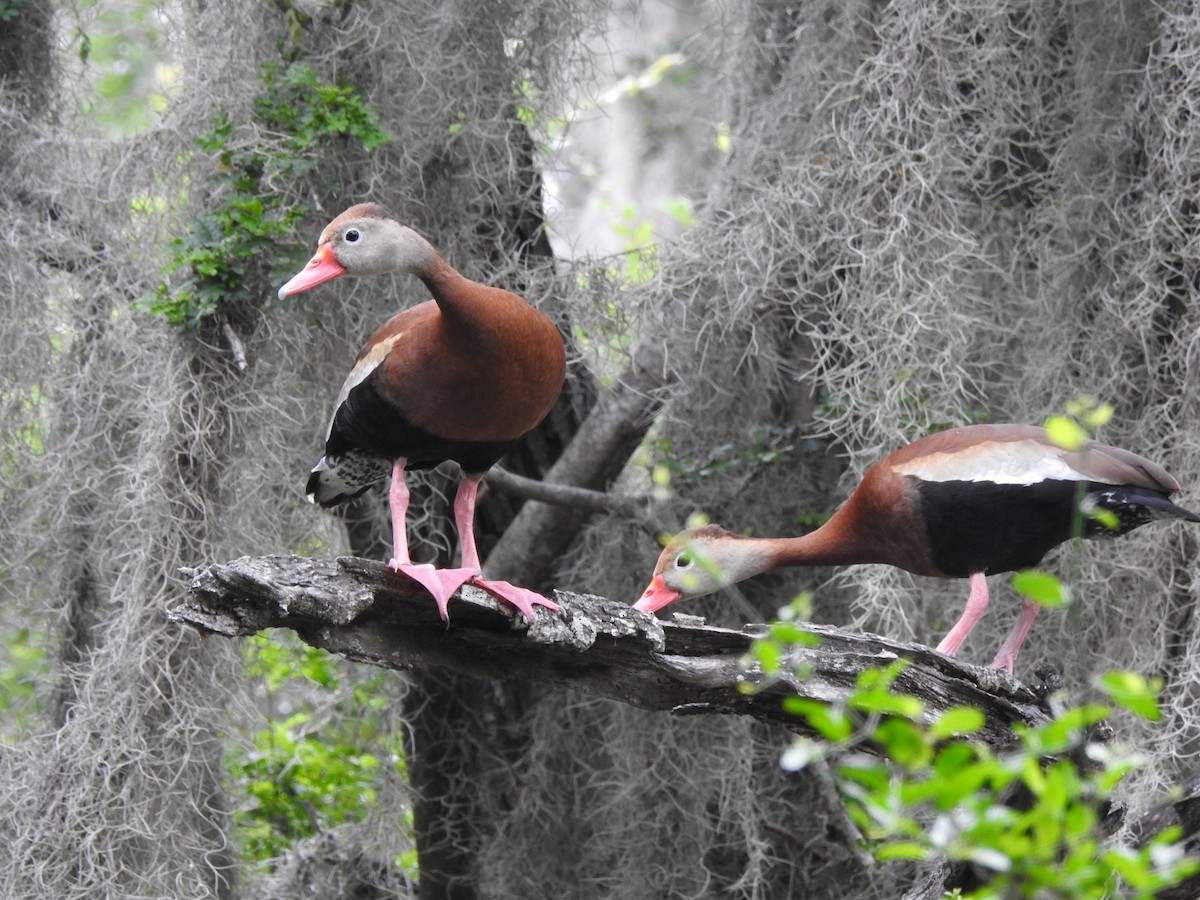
[[1063, 801, 1097, 840], [855, 658, 910, 692], [1103, 848, 1154, 890], [875, 841, 930, 861], [1095, 755, 1138, 793], [784, 697, 853, 742], [769, 621, 812, 645], [930, 706, 985, 740], [932, 742, 979, 776], [1018, 703, 1110, 755], [662, 197, 694, 227], [1098, 670, 1162, 721], [851, 690, 925, 719], [873, 718, 931, 768], [1044, 414, 1089, 450], [920, 757, 1007, 810], [1066, 396, 1113, 430], [1087, 506, 1121, 530], [752, 638, 782, 673], [715, 121, 731, 152], [1011, 570, 1071, 607], [837, 756, 891, 792]]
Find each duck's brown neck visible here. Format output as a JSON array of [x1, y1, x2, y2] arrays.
[[753, 501, 897, 571], [760, 508, 885, 570], [417, 256, 464, 302], [420, 258, 538, 344]]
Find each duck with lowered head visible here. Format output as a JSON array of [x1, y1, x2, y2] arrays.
[[635, 423, 1200, 673]]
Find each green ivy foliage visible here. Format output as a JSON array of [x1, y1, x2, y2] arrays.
[[749, 599, 1199, 899], [0, 0, 28, 23], [145, 61, 392, 330]]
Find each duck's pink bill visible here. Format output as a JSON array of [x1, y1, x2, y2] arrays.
[[278, 243, 347, 299], [633, 575, 679, 613]]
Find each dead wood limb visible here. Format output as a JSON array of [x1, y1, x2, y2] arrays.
[[173, 553, 1051, 750]]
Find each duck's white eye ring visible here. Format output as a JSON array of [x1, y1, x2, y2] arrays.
[[345, 229, 361, 242], [676, 551, 694, 569]]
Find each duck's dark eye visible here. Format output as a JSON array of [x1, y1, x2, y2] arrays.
[[344, 229, 361, 243], [676, 551, 694, 569]]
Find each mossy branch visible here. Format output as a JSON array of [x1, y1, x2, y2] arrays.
[[173, 554, 1053, 750]]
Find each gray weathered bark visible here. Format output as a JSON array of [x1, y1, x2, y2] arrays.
[[175, 554, 1052, 750]]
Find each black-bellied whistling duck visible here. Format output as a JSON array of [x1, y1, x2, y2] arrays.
[[278, 203, 566, 621], [635, 423, 1200, 673]]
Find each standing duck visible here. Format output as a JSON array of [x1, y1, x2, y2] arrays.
[[634, 423, 1200, 672], [278, 203, 565, 621]]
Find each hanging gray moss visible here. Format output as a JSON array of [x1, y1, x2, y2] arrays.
[[3, 1, 1200, 898]]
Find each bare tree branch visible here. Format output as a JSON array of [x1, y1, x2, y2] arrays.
[[173, 554, 1053, 750], [485, 465, 650, 519]]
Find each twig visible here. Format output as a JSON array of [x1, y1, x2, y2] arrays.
[[222, 322, 248, 372], [485, 465, 649, 519]]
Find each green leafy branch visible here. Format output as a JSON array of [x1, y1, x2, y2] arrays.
[[145, 61, 392, 330], [747, 608, 1197, 899]]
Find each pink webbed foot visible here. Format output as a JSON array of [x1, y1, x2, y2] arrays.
[[470, 576, 559, 622], [389, 560, 477, 622], [444, 474, 559, 621]]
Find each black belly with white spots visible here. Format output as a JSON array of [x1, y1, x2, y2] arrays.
[[911, 478, 1179, 578]]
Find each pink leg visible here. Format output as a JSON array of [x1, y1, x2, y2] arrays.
[[935, 572, 990, 658], [454, 473, 484, 571], [989, 598, 1040, 675], [388, 459, 413, 565], [386, 459, 475, 621], [456, 474, 559, 621]]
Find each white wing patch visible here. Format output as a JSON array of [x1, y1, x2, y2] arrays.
[[325, 333, 403, 438], [890, 439, 1106, 485]]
